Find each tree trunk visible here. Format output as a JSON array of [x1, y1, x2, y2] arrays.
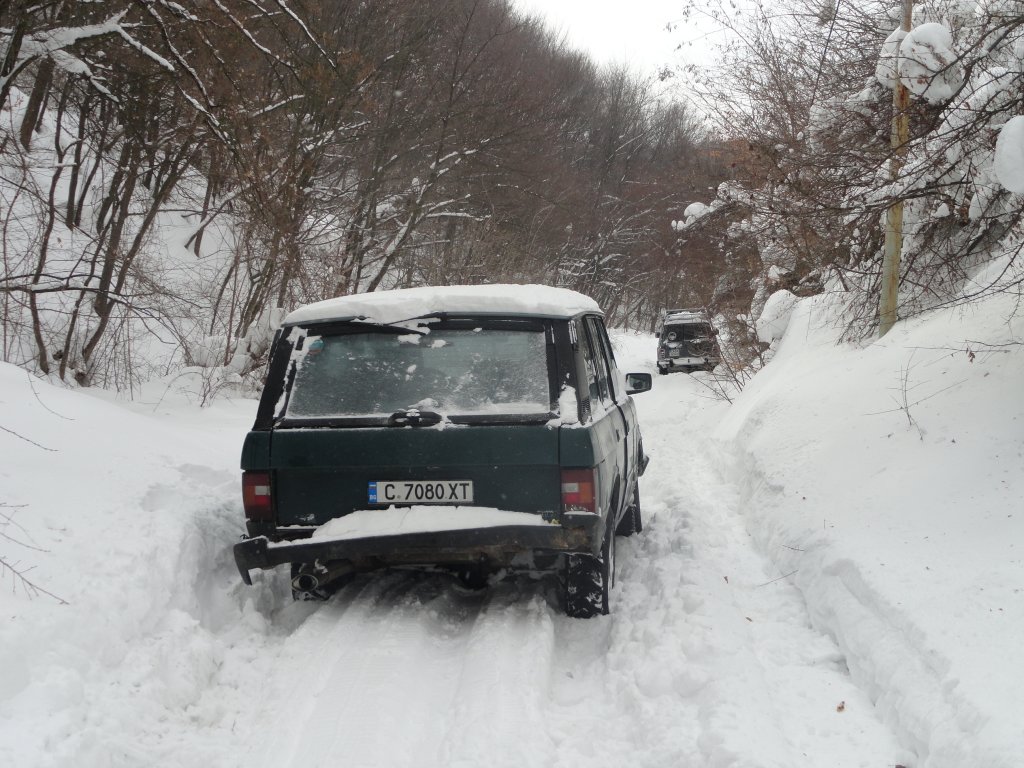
[[28, 78, 72, 373], [65, 86, 91, 227], [192, 146, 220, 256], [18, 56, 53, 149], [0, 10, 28, 109], [80, 135, 196, 377], [79, 146, 141, 371], [238, 228, 282, 338], [73, 101, 113, 229]]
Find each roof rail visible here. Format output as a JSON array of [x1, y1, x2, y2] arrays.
[[660, 307, 710, 320]]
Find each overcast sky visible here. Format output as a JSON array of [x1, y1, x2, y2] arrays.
[[511, 0, 719, 79]]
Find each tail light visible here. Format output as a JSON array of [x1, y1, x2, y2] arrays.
[[561, 469, 596, 513], [242, 471, 273, 521]]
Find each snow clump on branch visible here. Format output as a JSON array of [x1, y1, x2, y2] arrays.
[[672, 200, 719, 232], [875, 28, 907, 90], [994, 116, 1024, 195], [898, 23, 962, 104]]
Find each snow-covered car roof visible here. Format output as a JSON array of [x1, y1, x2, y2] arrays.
[[283, 284, 602, 326], [662, 309, 711, 324]]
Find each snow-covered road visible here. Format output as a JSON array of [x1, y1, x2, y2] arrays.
[[225, 362, 904, 768], [0, 347, 908, 767]]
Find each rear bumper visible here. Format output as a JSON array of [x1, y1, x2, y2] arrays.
[[658, 357, 719, 368], [234, 518, 600, 585]]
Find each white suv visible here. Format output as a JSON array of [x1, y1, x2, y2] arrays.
[[655, 309, 721, 374]]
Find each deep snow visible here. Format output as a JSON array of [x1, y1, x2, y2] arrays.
[[1, 283, 1021, 767]]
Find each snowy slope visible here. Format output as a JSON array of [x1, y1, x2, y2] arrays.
[[713, 279, 1024, 768], [0, 368, 274, 765], [1, 283, 1020, 767]]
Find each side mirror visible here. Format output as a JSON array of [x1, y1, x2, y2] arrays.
[[625, 372, 652, 395], [654, 331, 660, 339]]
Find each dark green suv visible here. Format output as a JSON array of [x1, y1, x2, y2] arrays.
[[233, 285, 651, 617]]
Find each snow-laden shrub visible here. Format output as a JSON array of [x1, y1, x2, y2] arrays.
[[756, 290, 799, 344]]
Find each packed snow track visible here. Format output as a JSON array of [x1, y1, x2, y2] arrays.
[[0, 346, 910, 768], [231, 362, 905, 768]]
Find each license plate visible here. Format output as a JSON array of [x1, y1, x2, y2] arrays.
[[368, 480, 474, 505]]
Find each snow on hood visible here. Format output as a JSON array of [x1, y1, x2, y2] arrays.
[[283, 284, 601, 326]]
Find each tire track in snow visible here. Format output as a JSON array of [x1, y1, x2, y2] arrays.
[[230, 371, 905, 768], [435, 593, 559, 767], [237, 573, 561, 768], [614, 373, 905, 767], [240, 574, 473, 767]]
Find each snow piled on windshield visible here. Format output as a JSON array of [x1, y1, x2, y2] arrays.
[[284, 284, 601, 325]]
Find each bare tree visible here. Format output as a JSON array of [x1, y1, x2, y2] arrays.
[[682, 0, 1024, 343]]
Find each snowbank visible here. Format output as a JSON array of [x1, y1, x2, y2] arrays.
[[716, 282, 1024, 768], [0, 367, 278, 767], [755, 289, 799, 343]]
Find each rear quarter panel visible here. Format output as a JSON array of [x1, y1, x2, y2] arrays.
[[558, 407, 625, 538]]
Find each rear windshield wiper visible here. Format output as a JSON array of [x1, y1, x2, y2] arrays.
[[447, 412, 556, 425], [352, 320, 428, 336], [387, 409, 443, 427]]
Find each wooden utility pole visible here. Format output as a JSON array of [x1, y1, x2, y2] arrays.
[[879, 0, 913, 337]]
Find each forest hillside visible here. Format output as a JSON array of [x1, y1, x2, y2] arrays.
[[2, 0, 1023, 390]]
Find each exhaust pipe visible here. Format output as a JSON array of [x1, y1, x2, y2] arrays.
[[292, 571, 321, 593], [291, 560, 356, 600]]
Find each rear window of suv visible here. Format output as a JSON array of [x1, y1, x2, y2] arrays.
[[284, 323, 553, 419], [661, 323, 714, 342]]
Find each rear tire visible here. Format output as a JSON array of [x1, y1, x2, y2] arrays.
[[615, 484, 643, 537], [657, 366, 669, 375], [562, 520, 614, 618]]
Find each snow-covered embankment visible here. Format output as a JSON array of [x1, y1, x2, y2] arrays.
[[715, 279, 1024, 768]]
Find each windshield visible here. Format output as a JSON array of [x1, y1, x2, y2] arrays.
[[661, 323, 714, 343], [284, 324, 552, 420]]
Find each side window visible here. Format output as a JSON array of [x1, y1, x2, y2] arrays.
[[586, 317, 620, 402], [581, 318, 612, 406], [576, 319, 602, 410]]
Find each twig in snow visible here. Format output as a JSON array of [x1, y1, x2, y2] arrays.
[[0, 504, 47, 552], [0, 425, 56, 452], [25, 371, 73, 421], [0, 559, 68, 604], [0, 503, 66, 603], [756, 569, 798, 587]]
